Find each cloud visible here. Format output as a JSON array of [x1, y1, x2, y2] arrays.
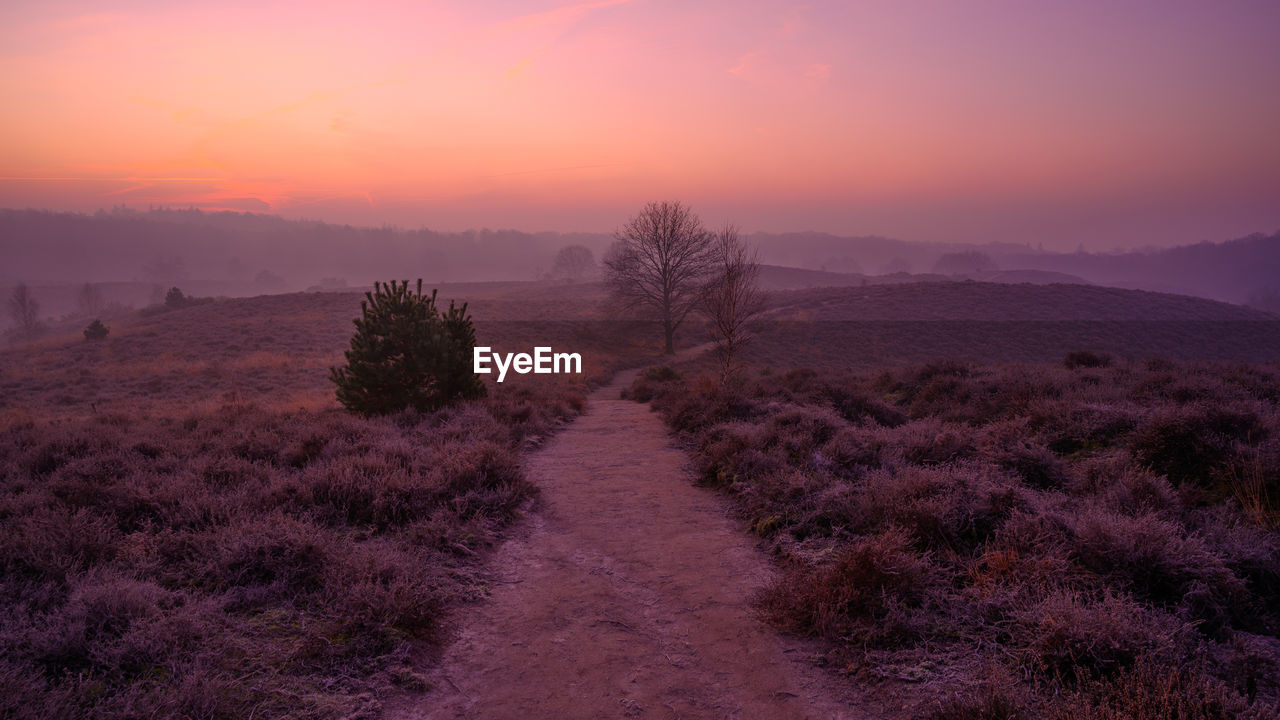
[[492, 0, 637, 80], [805, 63, 831, 81], [728, 49, 765, 76], [506, 57, 533, 79], [506, 0, 637, 33]]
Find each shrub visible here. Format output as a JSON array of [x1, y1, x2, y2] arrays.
[[330, 280, 485, 416], [761, 405, 846, 463], [1052, 660, 1280, 720], [628, 358, 1280, 713], [696, 421, 770, 484], [204, 514, 330, 604], [981, 418, 1066, 488], [1065, 350, 1113, 369], [624, 365, 684, 402], [322, 539, 444, 642], [819, 425, 884, 472], [1073, 456, 1179, 517], [824, 382, 906, 427], [82, 319, 108, 341], [883, 419, 976, 465], [655, 384, 760, 435], [930, 676, 1031, 720], [1044, 403, 1139, 455], [1017, 591, 1188, 683], [763, 527, 934, 642], [1130, 402, 1263, 488], [642, 365, 681, 382], [1070, 509, 1246, 632], [164, 286, 187, 308], [857, 464, 1026, 551]]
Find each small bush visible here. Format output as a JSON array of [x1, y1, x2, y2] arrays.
[[825, 382, 906, 426], [330, 280, 485, 416], [1130, 402, 1262, 488], [1065, 351, 1113, 369], [981, 418, 1066, 488], [82, 319, 108, 341], [205, 514, 329, 604], [930, 677, 1031, 720], [1070, 509, 1246, 632], [884, 419, 976, 465], [1053, 660, 1280, 720], [642, 365, 681, 382], [1017, 591, 1188, 683], [763, 527, 933, 642], [625, 365, 684, 401]]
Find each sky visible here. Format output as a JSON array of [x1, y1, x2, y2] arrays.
[[2, 0, 1278, 249]]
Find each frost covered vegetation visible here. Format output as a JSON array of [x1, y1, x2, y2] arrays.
[[629, 358, 1280, 718], [0, 287, 643, 718]]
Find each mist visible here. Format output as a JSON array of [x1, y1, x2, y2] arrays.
[[3, 206, 1278, 333]]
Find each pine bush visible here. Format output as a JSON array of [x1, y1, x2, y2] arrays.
[[83, 319, 109, 341], [330, 280, 485, 415]]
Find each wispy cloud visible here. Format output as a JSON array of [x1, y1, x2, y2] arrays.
[[728, 49, 765, 76], [493, 0, 638, 80], [480, 163, 619, 179], [506, 56, 533, 79], [805, 63, 831, 81], [506, 0, 637, 33]]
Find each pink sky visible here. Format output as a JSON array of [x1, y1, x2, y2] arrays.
[[2, 0, 1278, 249]]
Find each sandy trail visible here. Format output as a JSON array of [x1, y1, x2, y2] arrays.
[[397, 369, 871, 719]]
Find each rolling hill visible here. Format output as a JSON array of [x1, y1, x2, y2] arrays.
[[746, 281, 1280, 369]]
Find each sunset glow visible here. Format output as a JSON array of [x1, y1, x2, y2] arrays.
[[3, 0, 1278, 247]]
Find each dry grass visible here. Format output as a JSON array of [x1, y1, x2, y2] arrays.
[[630, 356, 1280, 716], [5, 278, 1279, 717], [734, 282, 1280, 371], [0, 285, 654, 718]]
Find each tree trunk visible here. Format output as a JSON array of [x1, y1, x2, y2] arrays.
[[663, 322, 675, 355]]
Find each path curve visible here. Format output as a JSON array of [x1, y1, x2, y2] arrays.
[[396, 369, 872, 719]]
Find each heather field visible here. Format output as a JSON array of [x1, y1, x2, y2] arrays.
[[627, 356, 1280, 718], [751, 283, 1280, 370], [3, 280, 1280, 718], [0, 282, 643, 422], [0, 285, 652, 718]]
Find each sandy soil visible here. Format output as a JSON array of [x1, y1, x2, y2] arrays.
[[392, 368, 880, 720]]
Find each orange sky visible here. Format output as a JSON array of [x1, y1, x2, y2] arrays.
[[2, 0, 1278, 248]]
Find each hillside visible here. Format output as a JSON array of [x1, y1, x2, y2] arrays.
[[8, 281, 1276, 421], [5, 208, 1276, 317], [750, 229, 1280, 304], [0, 283, 652, 422], [747, 282, 1280, 369], [768, 282, 1272, 321], [1002, 232, 1280, 304]]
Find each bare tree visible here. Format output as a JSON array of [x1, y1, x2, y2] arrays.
[[702, 226, 766, 381], [8, 283, 42, 341], [549, 245, 597, 283], [77, 282, 104, 317], [604, 201, 716, 354]]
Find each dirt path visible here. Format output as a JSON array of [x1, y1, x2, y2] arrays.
[[396, 369, 874, 719]]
